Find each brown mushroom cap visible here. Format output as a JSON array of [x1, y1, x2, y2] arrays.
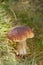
[[7, 26, 34, 42]]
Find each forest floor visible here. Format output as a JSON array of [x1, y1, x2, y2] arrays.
[[0, 0, 43, 65]]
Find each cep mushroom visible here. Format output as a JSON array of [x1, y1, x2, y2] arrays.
[[7, 26, 34, 55]]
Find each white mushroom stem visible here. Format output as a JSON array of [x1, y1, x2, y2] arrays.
[[16, 41, 30, 55]]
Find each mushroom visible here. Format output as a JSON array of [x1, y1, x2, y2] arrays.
[[7, 26, 34, 55]]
